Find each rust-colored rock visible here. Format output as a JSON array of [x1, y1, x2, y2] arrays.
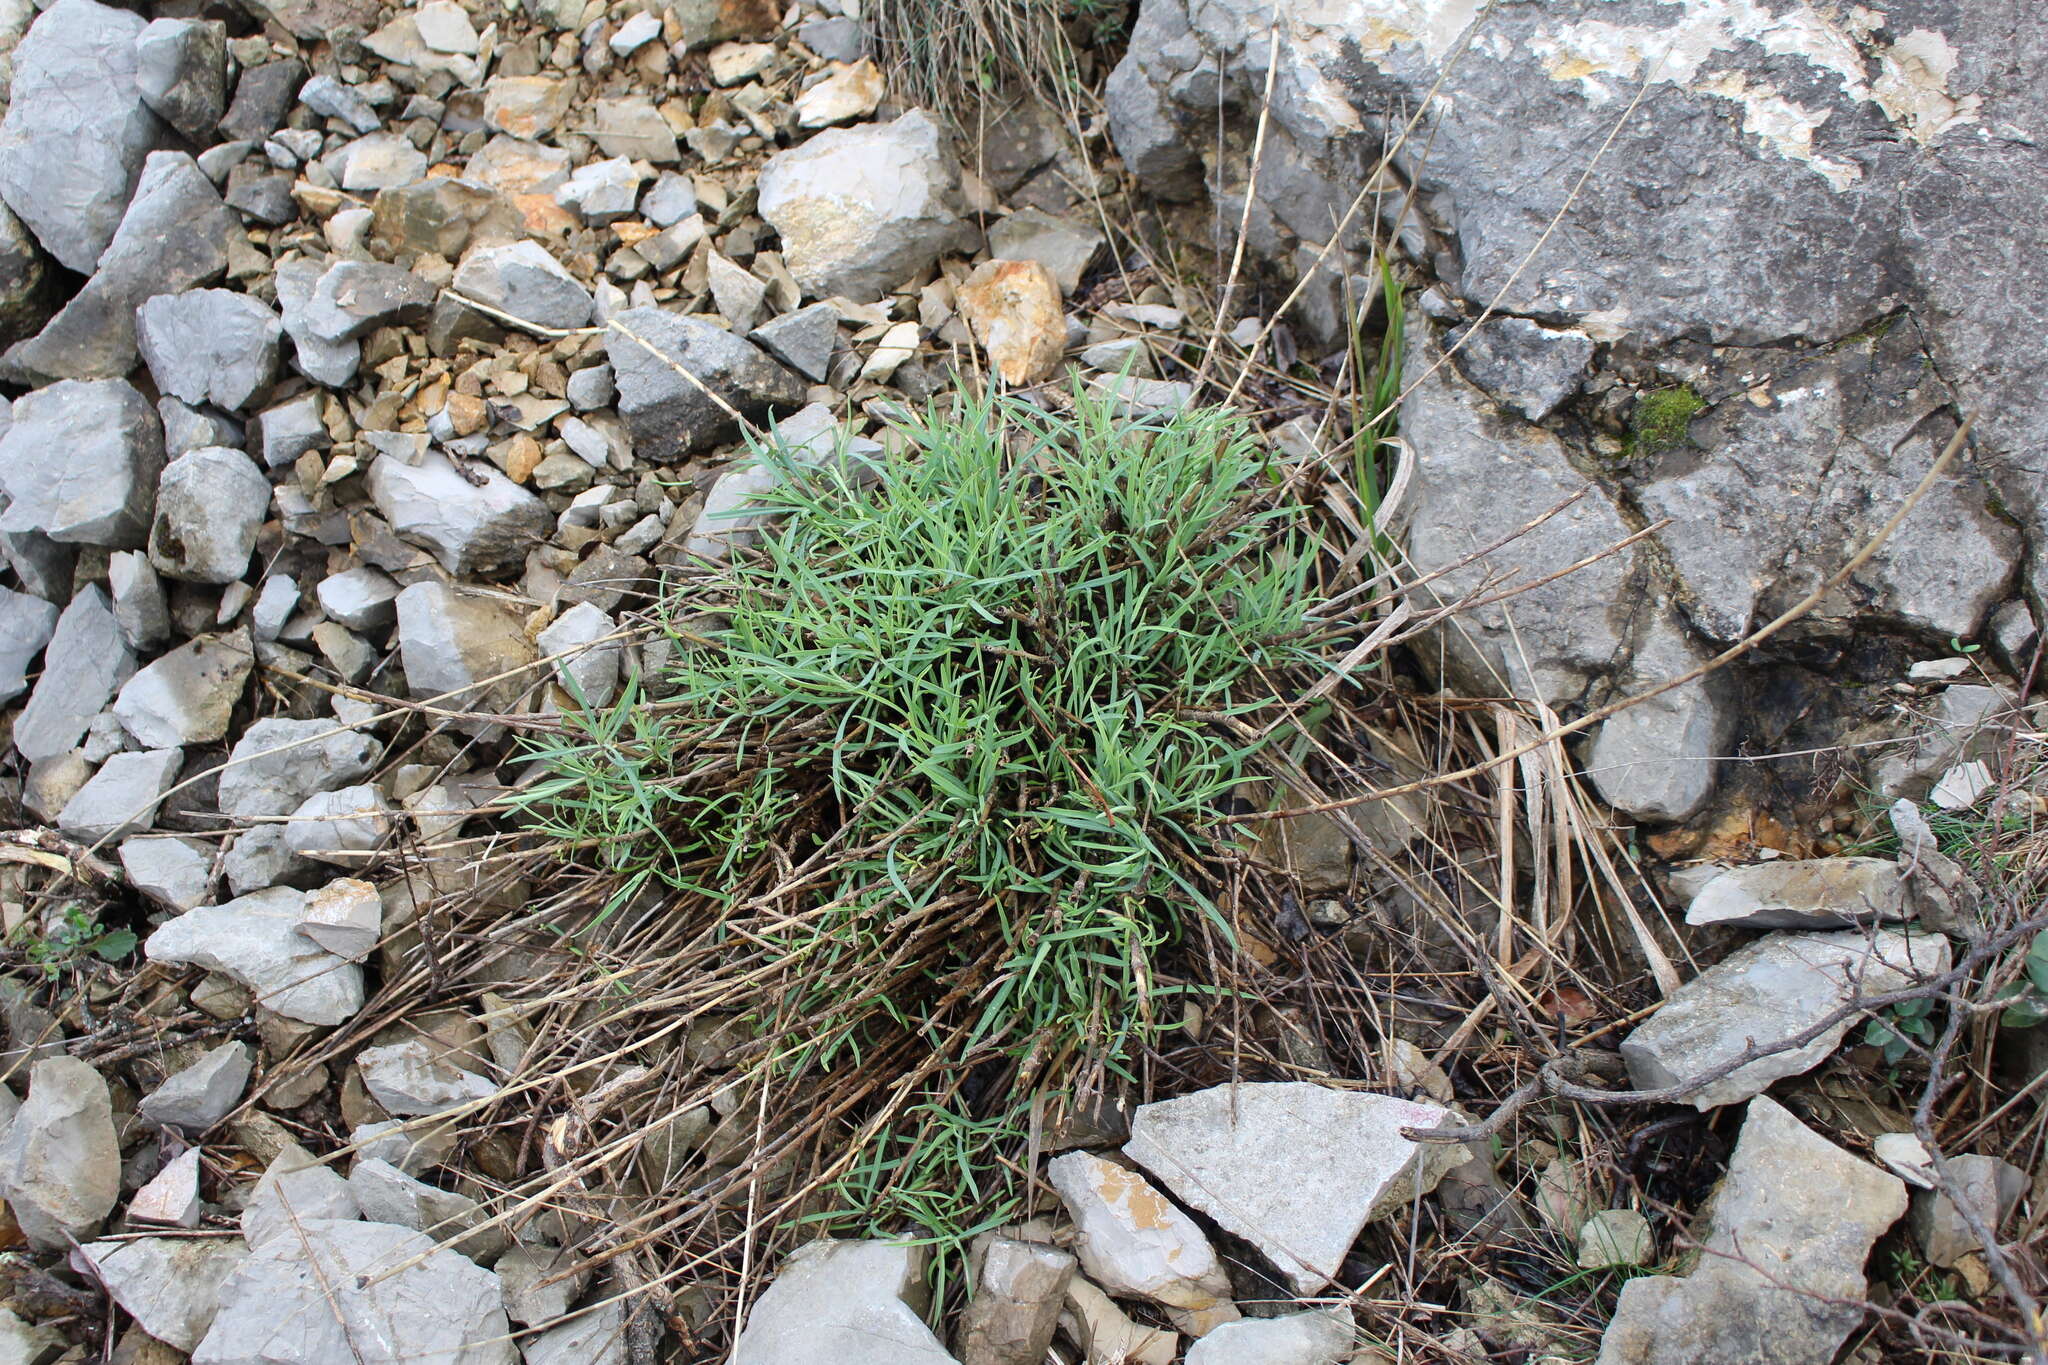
[[959, 259, 1065, 386]]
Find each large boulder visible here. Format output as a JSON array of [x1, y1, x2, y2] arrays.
[[0, 0, 165, 273]]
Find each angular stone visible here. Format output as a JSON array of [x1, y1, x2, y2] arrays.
[[732, 1240, 959, 1365], [588, 97, 679, 163], [299, 877, 382, 960], [757, 110, 975, 302], [330, 132, 428, 193], [139, 1040, 252, 1131], [219, 58, 304, 143], [136, 291, 282, 413], [274, 256, 361, 387], [1686, 857, 1910, 930], [144, 887, 365, 1024], [1059, 1278, 1176, 1365], [537, 600, 621, 708], [4, 151, 236, 383], [524, 1296, 627, 1365], [0, 378, 163, 548], [77, 1235, 246, 1351], [0, 1056, 120, 1248], [0, 1307, 63, 1363], [121, 835, 213, 910], [554, 155, 642, 224], [199, 1219, 515, 1364], [366, 451, 550, 576], [604, 306, 805, 462], [357, 1039, 497, 1117], [1124, 1082, 1460, 1294], [347, 1157, 505, 1264], [298, 72, 379, 134], [0, 0, 164, 274], [708, 251, 768, 331], [216, 716, 381, 819], [1446, 316, 1594, 423], [13, 586, 136, 763], [1580, 610, 1728, 823], [1597, 1096, 1905, 1365], [1908, 1153, 2025, 1269], [0, 583, 56, 705], [794, 57, 884, 128], [496, 1243, 588, 1325], [129, 1146, 204, 1227], [1578, 1209, 1655, 1269], [415, 0, 479, 53], [1045, 1151, 1237, 1336], [1183, 1308, 1353, 1365], [56, 747, 181, 842], [134, 17, 227, 143], [371, 177, 523, 260], [316, 566, 401, 633], [283, 782, 394, 864], [987, 208, 1103, 296], [240, 1141, 358, 1250], [108, 548, 172, 650], [749, 302, 838, 383], [959, 259, 1064, 385], [451, 239, 593, 333], [483, 75, 572, 139], [954, 1236, 1073, 1365], [466, 136, 573, 195], [300, 259, 435, 345], [1620, 929, 1953, 1109], [0, 201, 54, 350], [114, 630, 254, 747]]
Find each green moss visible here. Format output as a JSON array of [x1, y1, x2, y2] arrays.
[[1627, 384, 1705, 456]]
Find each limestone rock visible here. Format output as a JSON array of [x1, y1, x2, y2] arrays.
[[959, 259, 1065, 385], [750, 302, 838, 383], [0, 1056, 120, 1248], [1058, 1277, 1176, 1365], [133, 16, 225, 142], [78, 1236, 246, 1351], [732, 1239, 959, 1365], [121, 835, 213, 911], [114, 630, 254, 747], [450, 239, 593, 334], [299, 260, 436, 345], [756, 110, 975, 303], [300, 877, 382, 961], [1183, 1308, 1354, 1365], [1597, 1096, 1904, 1365], [347, 1156, 506, 1264], [139, 1040, 252, 1131], [987, 208, 1103, 296], [495, 1243, 588, 1325], [136, 291, 282, 413], [523, 1296, 627, 1365], [1445, 316, 1594, 423], [1123, 1082, 1459, 1294], [4, 151, 236, 383], [1909, 1153, 2025, 1269], [144, 887, 365, 1024], [955, 1236, 1074, 1365], [394, 581, 538, 722], [794, 58, 884, 128], [1578, 1209, 1655, 1269], [1685, 858, 1910, 930], [216, 716, 381, 819], [129, 1146, 204, 1227], [1620, 929, 1953, 1109], [367, 451, 551, 576], [1045, 1151, 1237, 1336], [0, 0, 164, 274], [537, 601, 621, 708], [239, 1141, 358, 1250], [283, 783, 394, 864], [12, 586, 135, 763], [0, 582, 55, 705], [604, 306, 805, 462], [357, 1039, 497, 1116], [55, 747, 181, 842], [197, 1218, 516, 1365], [0, 378, 163, 548]]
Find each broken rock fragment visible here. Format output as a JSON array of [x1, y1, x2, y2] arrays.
[[604, 305, 805, 461], [1123, 1082, 1461, 1293], [1046, 1150, 1237, 1336], [1684, 857, 1909, 929], [732, 1239, 959, 1364], [0, 377, 164, 548], [144, 886, 366, 1024], [77, 1235, 247, 1351], [1620, 928, 1952, 1109], [0, 1056, 120, 1248]]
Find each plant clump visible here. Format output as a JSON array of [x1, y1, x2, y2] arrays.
[[517, 390, 1317, 1283], [1626, 383, 1705, 456]]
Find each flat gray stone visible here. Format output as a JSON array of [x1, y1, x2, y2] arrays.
[[197, 1218, 516, 1364], [346, 1156, 506, 1264], [0, 1056, 119, 1248], [216, 715, 381, 819], [56, 747, 181, 842], [1620, 929, 1953, 1109], [987, 208, 1104, 295], [450, 238, 592, 333], [274, 256, 361, 386], [136, 290, 282, 413], [14, 586, 136, 763], [0, 0, 164, 274], [77, 1235, 245, 1352], [4, 150, 236, 383], [114, 629, 255, 747], [139, 1040, 252, 1131], [356, 1039, 497, 1116], [732, 1240, 958, 1365], [366, 451, 550, 576], [536, 601, 620, 707], [0, 583, 57, 705], [299, 259, 435, 345], [749, 302, 838, 383], [1597, 1096, 1905, 1365], [523, 1296, 627, 1365], [0, 378, 164, 548], [1124, 1082, 1461, 1294], [1184, 1308, 1354, 1365], [144, 886, 365, 1024], [120, 835, 214, 910], [604, 305, 806, 462], [757, 110, 975, 302], [282, 782, 394, 864], [1445, 316, 1594, 422], [1046, 1151, 1236, 1336], [1909, 1153, 2026, 1269], [1686, 857, 1910, 930]]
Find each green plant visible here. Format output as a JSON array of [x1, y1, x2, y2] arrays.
[[1997, 929, 2048, 1028], [1346, 258, 1405, 565], [16, 906, 136, 980], [1864, 995, 1937, 1064], [517, 389, 1317, 1283], [1626, 384, 1704, 456]]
